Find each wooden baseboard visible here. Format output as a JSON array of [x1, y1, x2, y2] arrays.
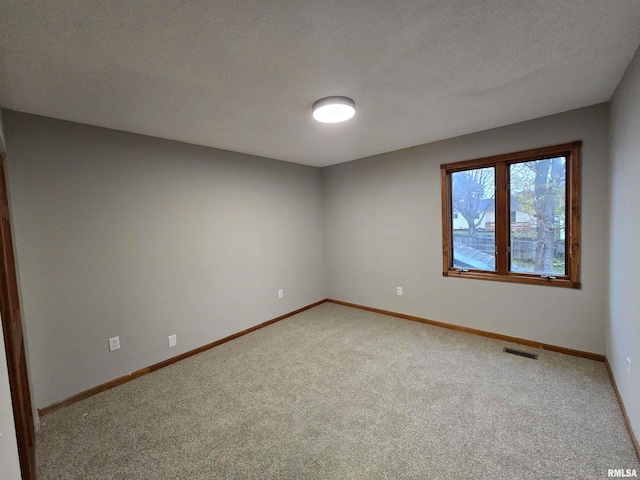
[[605, 358, 640, 461], [147, 299, 326, 372], [38, 368, 150, 417], [326, 299, 605, 362], [38, 299, 327, 417]]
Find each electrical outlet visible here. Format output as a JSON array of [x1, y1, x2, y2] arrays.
[[108, 336, 120, 352], [627, 357, 631, 380], [397, 286, 403, 296], [278, 289, 283, 299], [168, 335, 177, 348]]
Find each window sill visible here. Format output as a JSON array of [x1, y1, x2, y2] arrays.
[[443, 270, 580, 289]]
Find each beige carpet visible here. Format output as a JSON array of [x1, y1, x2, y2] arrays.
[[36, 303, 639, 479]]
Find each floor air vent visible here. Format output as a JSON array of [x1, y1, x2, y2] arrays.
[[503, 347, 538, 360]]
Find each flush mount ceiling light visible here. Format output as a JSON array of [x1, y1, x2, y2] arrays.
[[312, 96, 356, 123]]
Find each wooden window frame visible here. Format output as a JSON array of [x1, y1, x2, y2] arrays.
[[441, 141, 581, 289]]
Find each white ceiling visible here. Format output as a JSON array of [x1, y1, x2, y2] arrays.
[[1, 1, 640, 167]]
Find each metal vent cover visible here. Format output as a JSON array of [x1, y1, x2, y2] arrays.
[[503, 347, 538, 360]]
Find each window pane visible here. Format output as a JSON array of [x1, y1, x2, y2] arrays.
[[451, 167, 495, 271], [509, 158, 566, 275]]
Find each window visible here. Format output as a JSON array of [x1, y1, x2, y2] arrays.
[[441, 141, 581, 288]]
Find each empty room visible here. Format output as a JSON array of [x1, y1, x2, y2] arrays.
[[1, 1, 640, 479]]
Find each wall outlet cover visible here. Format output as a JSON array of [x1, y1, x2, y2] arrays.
[[108, 336, 120, 352]]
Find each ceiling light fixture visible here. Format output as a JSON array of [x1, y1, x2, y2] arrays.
[[312, 96, 355, 123]]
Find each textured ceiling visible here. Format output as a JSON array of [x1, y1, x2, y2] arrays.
[[1, 1, 640, 167]]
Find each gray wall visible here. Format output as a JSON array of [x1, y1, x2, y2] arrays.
[[323, 104, 610, 355], [3, 111, 327, 409], [609, 45, 640, 442]]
